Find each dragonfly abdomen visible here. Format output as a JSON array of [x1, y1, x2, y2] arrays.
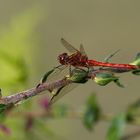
[[87, 60, 138, 70]]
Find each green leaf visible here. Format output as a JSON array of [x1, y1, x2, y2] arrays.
[[114, 79, 124, 88], [126, 99, 140, 121], [83, 94, 100, 130], [0, 104, 7, 121], [36, 68, 55, 88], [106, 113, 126, 140], [135, 52, 140, 60], [0, 7, 42, 92], [41, 69, 55, 83], [104, 50, 120, 62], [0, 104, 7, 113], [132, 69, 140, 75]]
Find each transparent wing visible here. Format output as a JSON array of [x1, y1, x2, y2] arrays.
[[46, 65, 68, 82], [36, 65, 68, 89], [80, 44, 87, 56], [49, 67, 88, 104], [49, 83, 78, 104], [61, 38, 80, 53]]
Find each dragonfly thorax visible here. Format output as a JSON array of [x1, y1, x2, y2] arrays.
[[58, 52, 88, 67]]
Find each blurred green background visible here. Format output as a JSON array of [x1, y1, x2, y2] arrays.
[[0, 0, 140, 140]]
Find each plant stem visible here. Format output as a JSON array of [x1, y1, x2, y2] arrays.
[[0, 77, 72, 105]]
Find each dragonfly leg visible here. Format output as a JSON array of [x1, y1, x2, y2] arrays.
[[54, 65, 63, 70]]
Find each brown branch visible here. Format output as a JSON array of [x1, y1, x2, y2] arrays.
[[0, 65, 135, 107], [0, 66, 134, 106], [0, 77, 72, 105]]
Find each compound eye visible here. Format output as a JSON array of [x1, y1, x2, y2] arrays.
[[58, 53, 68, 65], [63, 53, 68, 56], [62, 53, 68, 59], [61, 56, 64, 60]]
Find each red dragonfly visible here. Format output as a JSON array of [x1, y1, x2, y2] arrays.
[[58, 38, 139, 70]]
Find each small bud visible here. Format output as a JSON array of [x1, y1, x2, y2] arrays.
[[39, 97, 49, 110], [0, 124, 11, 135], [68, 69, 88, 83], [93, 72, 119, 86]]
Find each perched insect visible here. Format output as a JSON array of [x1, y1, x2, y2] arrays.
[[58, 38, 139, 70]]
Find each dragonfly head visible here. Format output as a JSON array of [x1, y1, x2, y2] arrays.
[[58, 53, 69, 65]]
